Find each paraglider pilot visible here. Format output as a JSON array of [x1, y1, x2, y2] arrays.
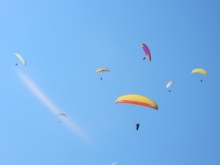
[[136, 123, 140, 131]]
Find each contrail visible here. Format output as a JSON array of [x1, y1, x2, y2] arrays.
[[17, 70, 89, 142]]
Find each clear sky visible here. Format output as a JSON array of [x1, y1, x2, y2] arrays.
[[1, 0, 220, 164]]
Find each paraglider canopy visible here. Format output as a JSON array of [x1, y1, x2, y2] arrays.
[[191, 68, 208, 75], [14, 52, 26, 66], [166, 81, 174, 88], [56, 113, 67, 117], [95, 68, 110, 73], [115, 94, 158, 110], [56, 113, 67, 122], [140, 44, 151, 61]]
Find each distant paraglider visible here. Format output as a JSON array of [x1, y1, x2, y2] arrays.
[[14, 52, 26, 66], [115, 94, 158, 110], [166, 81, 174, 92], [56, 113, 67, 123], [191, 68, 208, 82], [96, 68, 110, 80], [141, 44, 151, 61]]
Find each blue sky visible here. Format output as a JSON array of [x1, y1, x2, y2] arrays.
[[1, 0, 220, 164]]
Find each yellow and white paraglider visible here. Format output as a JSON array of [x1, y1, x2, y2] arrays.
[[115, 94, 158, 110], [95, 68, 110, 80], [191, 68, 208, 82], [14, 52, 26, 66], [95, 68, 110, 73]]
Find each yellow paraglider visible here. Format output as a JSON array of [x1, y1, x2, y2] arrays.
[[115, 94, 158, 110], [191, 68, 208, 75], [14, 52, 26, 66], [95, 68, 110, 73]]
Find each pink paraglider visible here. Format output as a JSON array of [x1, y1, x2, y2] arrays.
[[141, 44, 151, 61]]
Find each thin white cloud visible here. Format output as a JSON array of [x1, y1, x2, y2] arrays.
[[17, 70, 89, 142]]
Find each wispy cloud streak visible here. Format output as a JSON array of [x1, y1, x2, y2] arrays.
[[17, 70, 89, 142]]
